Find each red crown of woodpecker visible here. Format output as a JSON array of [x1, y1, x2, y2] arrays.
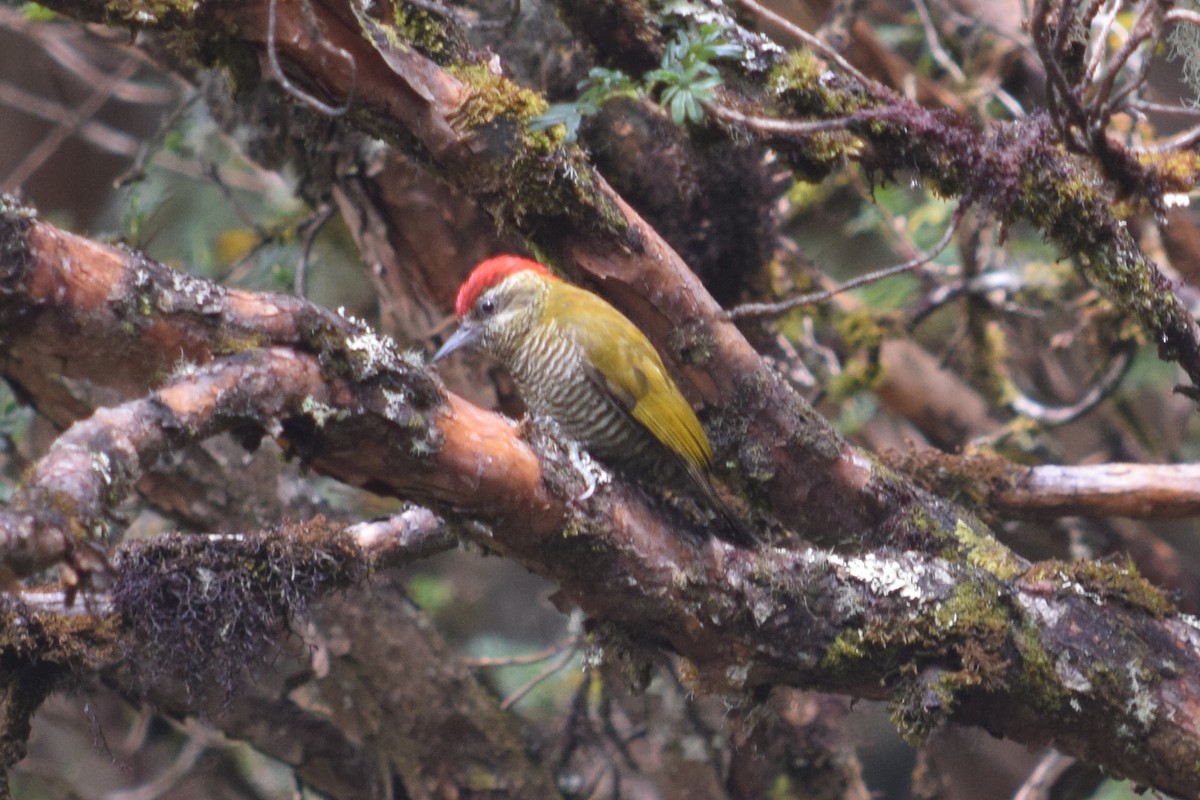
[[454, 255, 555, 318]]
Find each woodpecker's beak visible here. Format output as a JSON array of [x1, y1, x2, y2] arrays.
[[433, 322, 481, 362]]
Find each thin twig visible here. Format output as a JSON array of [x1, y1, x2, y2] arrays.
[[1009, 342, 1135, 425], [0, 6, 179, 104], [499, 644, 580, 710], [1166, 8, 1200, 26], [734, 0, 883, 93], [267, 0, 354, 116], [466, 633, 581, 668], [1011, 750, 1078, 800], [103, 733, 208, 800], [295, 202, 336, 297], [2, 57, 141, 191], [1136, 120, 1200, 152], [1088, 0, 1160, 134], [1130, 99, 1200, 117], [912, 0, 966, 82], [908, 270, 1044, 329], [1083, 0, 1123, 88], [114, 90, 201, 187], [1030, 0, 1091, 148], [0, 78, 144, 156], [706, 102, 861, 136], [728, 203, 966, 320]]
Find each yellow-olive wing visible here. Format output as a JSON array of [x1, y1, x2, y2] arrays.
[[547, 282, 713, 470]]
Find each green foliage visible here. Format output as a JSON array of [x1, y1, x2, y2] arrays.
[[0, 383, 32, 503], [531, 22, 743, 141], [833, 392, 878, 435], [407, 572, 455, 612], [531, 68, 638, 143], [1088, 779, 1151, 800], [19, 2, 57, 20]]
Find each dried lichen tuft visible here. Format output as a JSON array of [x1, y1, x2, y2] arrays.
[[110, 519, 366, 703]]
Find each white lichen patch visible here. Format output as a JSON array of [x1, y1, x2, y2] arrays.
[[301, 396, 348, 427], [90, 451, 114, 487], [1126, 665, 1158, 730], [1052, 571, 1106, 606], [398, 349, 427, 370], [1018, 594, 1066, 629], [168, 356, 202, 380], [1169, 614, 1200, 656], [381, 387, 409, 422], [724, 663, 750, 689], [1054, 650, 1093, 694], [749, 595, 777, 627], [165, 268, 225, 313], [344, 327, 401, 380], [825, 551, 946, 602]]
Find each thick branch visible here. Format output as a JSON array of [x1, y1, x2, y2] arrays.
[[995, 462, 1200, 519]]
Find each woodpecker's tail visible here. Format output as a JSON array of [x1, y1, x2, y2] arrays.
[[686, 464, 758, 547]]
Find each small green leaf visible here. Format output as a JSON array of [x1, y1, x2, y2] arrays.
[[20, 2, 57, 20]]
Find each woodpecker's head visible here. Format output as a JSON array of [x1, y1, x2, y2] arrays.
[[433, 255, 557, 363]]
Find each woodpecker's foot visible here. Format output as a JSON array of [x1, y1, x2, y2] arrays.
[[564, 436, 610, 502], [521, 415, 610, 503]]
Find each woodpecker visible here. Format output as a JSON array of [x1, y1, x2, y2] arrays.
[[433, 255, 752, 544]]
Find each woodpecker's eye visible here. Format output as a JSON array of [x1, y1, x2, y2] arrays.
[[478, 297, 497, 317]]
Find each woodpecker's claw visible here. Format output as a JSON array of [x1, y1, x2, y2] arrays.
[[565, 437, 609, 502], [523, 415, 611, 504]]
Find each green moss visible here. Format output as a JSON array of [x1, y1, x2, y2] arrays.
[[1021, 559, 1176, 618], [97, 0, 195, 28], [449, 63, 549, 131], [1008, 621, 1070, 714], [904, 504, 947, 545], [825, 358, 882, 402], [823, 309, 886, 401], [768, 774, 799, 800], [500, 137, 625, 238], [891, 580, 1012, 741], [824, 568, 1016, 743], [391, 4, 452, 55], [770, 50, 862, 116], [738, 439, 776, 483], [428, 63, 627, 238], [764, 50, 871, 179], [212, 333, 269, 355], [1137, 150, 1200, 194], [667, 324, 717, 368], [834, 308, 883, 350], [1003, 142, 1198, 375], [465, 766, 503, 791], [822, 627, 868, 668], [951, 518, 1023, 580], [0, 604, 122, 772]]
